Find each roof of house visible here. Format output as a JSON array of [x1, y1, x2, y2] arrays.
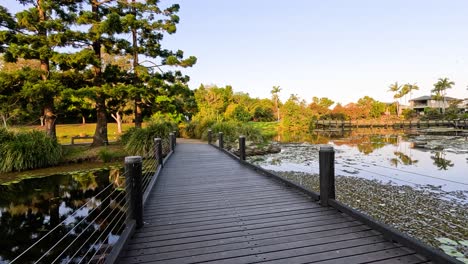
[[410, 95, 459, 101]]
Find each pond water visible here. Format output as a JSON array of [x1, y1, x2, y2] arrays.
[[250, 128, 468, 260], [0, 167, 125, 264], [253, 128, 468, 196]]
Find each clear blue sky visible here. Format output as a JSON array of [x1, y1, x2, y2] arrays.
[[162, 0, 468, 104], [2, 0, 467, 105]]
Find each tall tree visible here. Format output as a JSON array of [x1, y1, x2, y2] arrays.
[[271, 86, 281, 121], [119, 0, 196, 128], [388, 82, 402, 116], [0, 1, 78, 138], [432, 78, 455, 114]]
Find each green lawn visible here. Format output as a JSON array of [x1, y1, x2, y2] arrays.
[[12, 123, 135, 144], [248, 121, 279, 139]]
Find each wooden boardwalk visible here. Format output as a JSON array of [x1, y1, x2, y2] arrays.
[[118, 141, 430, 264]]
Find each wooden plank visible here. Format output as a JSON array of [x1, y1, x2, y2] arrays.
[[117, 142, 431, 264]]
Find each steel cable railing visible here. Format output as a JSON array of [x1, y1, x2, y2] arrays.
[[60, 191, 127, 264], [9, 181, 116, 263], [91, 202, 129, 264], [33, 181, 127, 264], [78, 198, 129, 264], [9, 132, 176, 264], [356, 160, 468, 186]]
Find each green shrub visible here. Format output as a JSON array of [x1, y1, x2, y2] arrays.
[[422, 107, 442, 120], [121, 121, 174, 156], [402, 109, 419, 120], [0, 129, 62, 172], [98, 148, 116, 163], [208, 121, 264, 146], [179, 121, 197, 138]]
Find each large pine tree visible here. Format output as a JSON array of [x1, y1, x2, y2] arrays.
[[0, 1, 79, 138]]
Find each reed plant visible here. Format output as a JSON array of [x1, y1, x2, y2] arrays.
[[207, 121, 264, 145], [0, 129, 62, 172], [121, 121, 175, 157]]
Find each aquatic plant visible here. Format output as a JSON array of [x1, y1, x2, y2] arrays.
[[436, 238, 468, 263], [0, 129, 62, 172]]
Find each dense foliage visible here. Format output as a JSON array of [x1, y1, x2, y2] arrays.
[[0, 1, 196, 146], [0, 128, 62, 172], [121, 121, 176, 157]]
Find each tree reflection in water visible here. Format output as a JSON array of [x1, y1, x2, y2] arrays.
[[390, 151, 419, 167], [431, 151, 454, 170], [0, 167, 125, 263]]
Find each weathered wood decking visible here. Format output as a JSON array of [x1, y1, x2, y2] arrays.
[[118, 141, 429, 264]]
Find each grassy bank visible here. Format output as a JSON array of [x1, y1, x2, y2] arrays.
[[248, 121, 278, 139], [11, 123, 136, 144]]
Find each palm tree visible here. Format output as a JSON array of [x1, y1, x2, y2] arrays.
[[388, 82, 402, 116], [408, 83, 419, 101], [271, 86, 281, 121], [432, 78, 455, 114], [401, 83, 420, 109]]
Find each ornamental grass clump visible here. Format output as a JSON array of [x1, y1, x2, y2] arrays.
[[0, 129, 62, 172], [121, 121, 175, 157], [207, 121, 264, 146]]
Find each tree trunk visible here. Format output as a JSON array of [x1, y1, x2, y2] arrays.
[[131, 1, 142, 128], [82, 115, 86, 125], [91, 1, 108, 146], [92, 96, 108, 146], [134, 97, 142, 128], [38, 0, 57, 139], [396, 101, 400, 117], [111, 111, 123, 134], [1, 115, 7, 128], [44, 102, 57, 139]]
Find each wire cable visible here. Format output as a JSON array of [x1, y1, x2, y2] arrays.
[[10, 182, 116, 263], [65, 197, 128, 263], [357, 160, 468, 186], [34, 187, 123, 264], [83, 202, 129, 264]]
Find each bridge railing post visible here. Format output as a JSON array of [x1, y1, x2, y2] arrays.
[[319, 146, 335, 207], [125, 156, 144, 228], [208, 129, 212, 144], [154, 138, 163, 167], [169, 132, 175, 152], [218, 132, 224, 149], [239, 136, 246, 161], [173, 130, 177, 146]]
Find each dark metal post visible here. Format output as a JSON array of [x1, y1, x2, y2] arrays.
[[319, 146, 335, 207], [218, 132, 224, 149], [154, 138, 163, 167], [169, 132, 175, 152], [172, 130, 177, 145], [125, 156, 143, 228], [208, 129, 212, 144], [239, 136, 246, 161]]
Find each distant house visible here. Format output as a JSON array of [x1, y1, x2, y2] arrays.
[[409, 95, 461, 113]]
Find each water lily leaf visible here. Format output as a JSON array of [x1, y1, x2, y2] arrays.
[[456, 257, 468, 264], [459, 240, 468, 247], [440, 246, 464, 258], [437, 237, 459, 246]]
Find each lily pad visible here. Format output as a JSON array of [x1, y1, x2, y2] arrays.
[[437, 237, 459, 246], [456, 257, 468, 264], [459, 240, 468, 247]]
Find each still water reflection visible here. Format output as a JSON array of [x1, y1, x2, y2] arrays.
[[255, 129, 468, 193], [0, 168, 125, 263]]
